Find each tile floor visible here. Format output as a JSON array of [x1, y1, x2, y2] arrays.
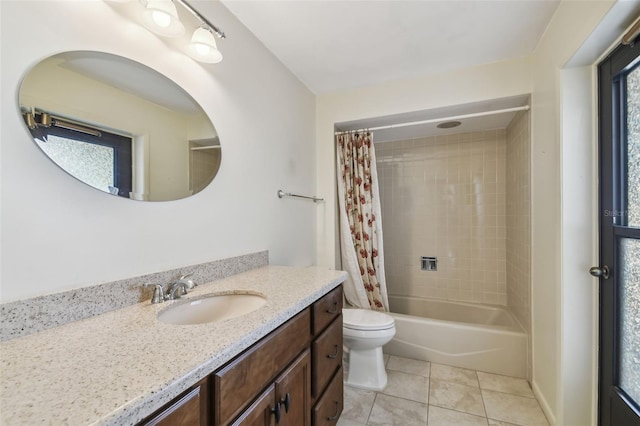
[[338, 354, 549, 426]]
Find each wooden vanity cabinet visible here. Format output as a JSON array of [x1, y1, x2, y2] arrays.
[[310, 286, 344, 425], [214, 309, 311, 425], [137, 285, 343, 426], [230, 350, 311, 426]]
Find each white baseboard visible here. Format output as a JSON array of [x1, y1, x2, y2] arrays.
[[532, 380, 556, 426]]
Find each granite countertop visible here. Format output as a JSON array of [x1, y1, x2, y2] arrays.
[[0, 265, 347, 425]]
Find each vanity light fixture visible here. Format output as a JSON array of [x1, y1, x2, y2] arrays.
[[177, 0, 225, 63], [23, 109, 103, 138], [141, 0, 185, 37], [104, 0, 226, 63], [187, 26, 223, 63]]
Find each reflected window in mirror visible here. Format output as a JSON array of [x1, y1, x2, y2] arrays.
[[27, 113, 133, 198]]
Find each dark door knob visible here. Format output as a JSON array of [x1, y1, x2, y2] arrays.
[[589, 265, 610, 280], [279, 393, 290, 413]]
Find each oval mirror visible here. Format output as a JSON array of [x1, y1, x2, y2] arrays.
[[18, 51, 221, 201]]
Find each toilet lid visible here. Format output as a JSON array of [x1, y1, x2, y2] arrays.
[[343, 308, 395, 331]]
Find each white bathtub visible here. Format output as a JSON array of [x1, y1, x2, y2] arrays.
[[384, 295, 528, 378]]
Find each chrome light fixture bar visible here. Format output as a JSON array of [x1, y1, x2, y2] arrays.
[[105, 0, 225, 63], [177, 0, 225, 39]]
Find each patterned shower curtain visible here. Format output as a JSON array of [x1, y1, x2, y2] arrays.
[[336, 131, 389, 311]]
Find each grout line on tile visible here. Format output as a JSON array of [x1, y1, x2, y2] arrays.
[[365, 392, 378, 424], [479, 387, 535, 399], [487, 418, 525, 426], [479, 378, 489, 423], [429, 404, 491, 422]]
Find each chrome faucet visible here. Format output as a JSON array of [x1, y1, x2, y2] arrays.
[[167, 274, 196, 299], [145, 273, 197, 304]]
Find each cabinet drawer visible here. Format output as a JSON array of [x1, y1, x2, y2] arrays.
[[312, 286, 343, 335], [311, 315, 342, 398], [214, 308, 311, 426], [312, 367, 343, 426]]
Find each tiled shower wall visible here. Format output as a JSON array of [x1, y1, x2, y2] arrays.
[[506, 110, 531, 336], [376, 130, 508, 305]]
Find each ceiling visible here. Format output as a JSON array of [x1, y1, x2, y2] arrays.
[[104, 0, 561, 139], [220, 0, 560, 94]]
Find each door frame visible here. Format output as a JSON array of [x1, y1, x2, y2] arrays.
[[597, 37, 640, 426]]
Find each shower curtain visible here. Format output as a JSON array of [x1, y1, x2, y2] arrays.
[[336, 131, 389, 311]]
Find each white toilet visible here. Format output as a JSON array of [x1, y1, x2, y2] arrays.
[[342, 308, 396, 391]]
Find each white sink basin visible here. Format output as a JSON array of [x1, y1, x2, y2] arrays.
[[158, 293, 267, 325]]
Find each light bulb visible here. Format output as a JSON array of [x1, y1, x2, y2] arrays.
[[152, 10, 171, 28], [194, 43, 210, 56]]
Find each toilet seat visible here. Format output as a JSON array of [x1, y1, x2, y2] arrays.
[[343, 308, 395, 331]]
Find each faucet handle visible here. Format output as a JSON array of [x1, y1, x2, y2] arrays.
[[143, 283, 166, 304], [179, 272, 196, 289]]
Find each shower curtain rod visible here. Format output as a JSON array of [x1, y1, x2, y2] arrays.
[[334, 105, 530, 135]]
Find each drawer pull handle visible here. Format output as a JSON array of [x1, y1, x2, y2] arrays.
[[326, 302, 339, 314], [280, 393, 291, 413], [327, 401, 340, 421], [327, 344, 339, 359], [271, 402, 281, 423]]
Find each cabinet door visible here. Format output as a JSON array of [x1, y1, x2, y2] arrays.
[[230, 385, 277, 426], [141, 378, 208, 426], [275, 349, 311, 426]]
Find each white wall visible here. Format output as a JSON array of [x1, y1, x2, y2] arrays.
[[0, 0, 317, 302], [531, 1, 640, 424], [528, 1, 621, 423]]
